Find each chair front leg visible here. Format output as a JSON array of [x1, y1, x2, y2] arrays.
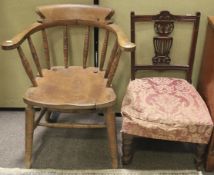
[[195, 143, 207, 170], [122, 133, 134, 165], [105, 107, 119, 169], [25, 105, 35, 168]]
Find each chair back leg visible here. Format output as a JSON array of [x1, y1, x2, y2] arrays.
[[195, 143, 207, 170], [122, 133, 135, 165]]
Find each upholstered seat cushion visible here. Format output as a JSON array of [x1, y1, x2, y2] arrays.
[[121, 77, 213, 144]]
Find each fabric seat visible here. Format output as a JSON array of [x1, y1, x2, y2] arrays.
[[121, 77, 213, 144]]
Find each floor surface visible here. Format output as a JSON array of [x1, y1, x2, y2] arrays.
[[0, 111, 212, 174]]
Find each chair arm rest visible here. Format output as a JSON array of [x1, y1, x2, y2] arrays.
[[1, 22, 42, 50], [108, 23, 136, 52]]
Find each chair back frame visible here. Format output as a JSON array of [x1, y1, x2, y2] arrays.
[[130, 11, 201, 83], [2, 4, 135, 88]]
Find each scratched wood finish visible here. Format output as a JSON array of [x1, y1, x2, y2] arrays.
[[83, 26, 90, 69], [34, 108, 47, 129], [63, 26, 69, 68], [24, 66, 116, 109], [106, 49, 122, 87], [17, 46, 37, 87], [100, 30, 109, 71], [105, 107, 119, 168], [27, 37, 43, 77], [42, 29, 51, 69], [25, 105, 35, 168], [36, 4, 114, 24], [39, 122, 106, 129], [1, 23, 135, 52], [104, 40, 118, 78], [1, 4, 136, 169]]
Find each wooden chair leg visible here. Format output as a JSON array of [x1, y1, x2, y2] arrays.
[[195, 143, 207, 170], [205, 132, 214, 172], [122, 133, 134, 165], [105, 107, 119, 169], [25, 105, 35, 168]]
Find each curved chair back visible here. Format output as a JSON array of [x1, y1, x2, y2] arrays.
[[2, 4, 134, 87]]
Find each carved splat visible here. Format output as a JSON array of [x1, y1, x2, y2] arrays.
[[152, 11, 175, 65], [153, 11, 175, 35], [152, 37, 173, 64], [154, 21, 174, 36]]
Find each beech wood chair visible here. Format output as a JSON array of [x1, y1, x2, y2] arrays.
[[121, 11, 213, 169], [1, 4, 135, 168]]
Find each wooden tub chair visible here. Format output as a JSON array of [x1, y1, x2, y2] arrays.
[[121, 11, 213, 169], [1, 4, 135, 168]]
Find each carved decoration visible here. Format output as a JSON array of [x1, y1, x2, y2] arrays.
[[154, 21, 174, 36], [153, 11, 175, 22], [152, 37, 173, 65], [152, 11, 175, 65]]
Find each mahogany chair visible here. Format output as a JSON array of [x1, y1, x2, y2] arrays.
[[1, 4, 135, 168], [121, 11, 213, 169]]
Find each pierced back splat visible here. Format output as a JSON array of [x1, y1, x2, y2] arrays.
[[152, 11, 175, 65]]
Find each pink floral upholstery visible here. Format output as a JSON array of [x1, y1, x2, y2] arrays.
[[121, 77, 213, 144]]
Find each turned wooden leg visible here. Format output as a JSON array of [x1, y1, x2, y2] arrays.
[[205, 132, 214, 172], [195, 143, 207, 170], [105, 107, 119, 169], [25, 105, 35, 168], [122, 133, 134, 165]]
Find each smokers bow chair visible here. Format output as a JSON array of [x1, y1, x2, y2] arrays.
[[121, 11, 213, 169], [1, 4, 135, 168]]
